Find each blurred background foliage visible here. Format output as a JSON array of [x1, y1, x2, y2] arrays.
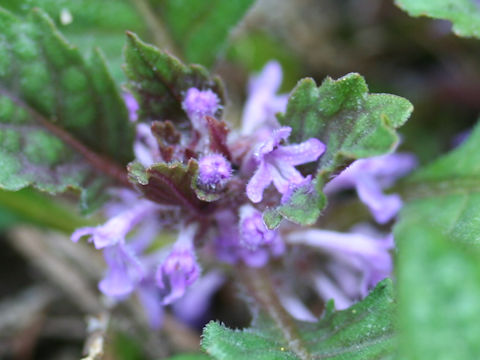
[[0, 0, 479, 359]]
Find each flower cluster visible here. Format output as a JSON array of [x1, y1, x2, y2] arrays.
[[72, 61, 415, 327]]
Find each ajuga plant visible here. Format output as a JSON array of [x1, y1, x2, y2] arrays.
[[1, 1, 480, 359]]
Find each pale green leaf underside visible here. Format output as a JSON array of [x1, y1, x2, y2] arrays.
[[0, 7, 133, 196], [395, 0, 480, 39], [202, 280, 396, 360], [150, 0, 255, 67], [402, 122, 480, 245]]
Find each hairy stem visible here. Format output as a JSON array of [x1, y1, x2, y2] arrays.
[[239, 266, 311, 360]]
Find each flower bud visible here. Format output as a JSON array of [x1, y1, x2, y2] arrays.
[[197, 154, 232, 191]]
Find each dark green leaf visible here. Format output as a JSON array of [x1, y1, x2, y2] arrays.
[[150, 0, 255, 67], [0, 7, 133, 196], [395, 210, 480, 359], [401, 122, 480, 245], [124, 32, 224, 129], [1, 0, 148, 83], [395, 0, 480, 39], [202, 280, 396, 360]]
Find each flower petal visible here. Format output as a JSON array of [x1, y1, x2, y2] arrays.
[[137, 284, 164, 329], [246, 162, 273, 203], [173, 271, 224, 327], [71, 227, 96, 243], [99, 244, 144, 297], [270, 163, 304, 194], [241, 61, 285, 135], [273, 138, 325, 166], [355, 175, 402, 224], [286, 229, 390, 261]]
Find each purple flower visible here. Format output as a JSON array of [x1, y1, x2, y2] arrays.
[[182, 88, 220, 130], [286, 226, 393, 308], [123, 92, 139, 122], [137, 279, 165, 330], [239, 205, 278, 250], [134, 123, 161, 167], [173, 271, 225, 327], [246, 127, 325, 203], [214, 209, 285, 268], [71, 200, 158, 249], [241, 61, 288, 135], [156, 225, 201, 305], [99, 243, 145, 297], [311, 271, 353, 311], [324, 153, 417, 224], [197, 154, 232, 190], [278, 291, 317, 322]]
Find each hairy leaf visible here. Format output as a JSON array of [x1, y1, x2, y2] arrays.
[[202, 279, 396, 360], [274, 74, 412, 224], [128, 160, 213, 215], [124, 32, 225, 128], [401, 122, 480, 245], [263, 181, 323, 229], [395, 0, 480, 39], [0, 7, 133, 196], [150, 0, 255, 67], [1, 0, 147, 82], [279, 74, 412, 184]]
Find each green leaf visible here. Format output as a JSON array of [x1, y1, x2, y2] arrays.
[[202, 279, 396, 360], [113, 331, 148, 360], [1, 0, 148, 83], [0, 7, 133, 197], [280, 74, 412, 184], [396, 223, 480, 359], [124, 32, 225, 130], [128, 160, 213, 215], [394, 118, 480, 359], [0, 187, 90, 233], [395, 0, 480, 39], [401, 122, 480, 245], [274, 73, 412, 225], [263, 180, 323, 229], [395, 210, 480, 359], [150, 0, 255, 67]]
